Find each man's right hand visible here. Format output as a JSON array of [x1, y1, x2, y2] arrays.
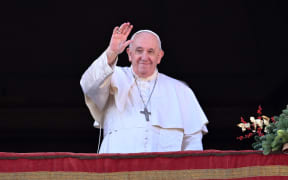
[[106, 22, 133, 66]]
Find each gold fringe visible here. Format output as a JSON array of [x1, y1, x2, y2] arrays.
[[1, 165, 288, 180]]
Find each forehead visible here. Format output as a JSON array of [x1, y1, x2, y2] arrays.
[[132, 32, 159, 49]]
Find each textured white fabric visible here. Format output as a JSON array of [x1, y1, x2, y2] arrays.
[[80, 50, 208, 153]]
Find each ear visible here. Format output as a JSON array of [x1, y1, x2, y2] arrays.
[[157, 50, 164, 64], [126, 48, 132, 62]]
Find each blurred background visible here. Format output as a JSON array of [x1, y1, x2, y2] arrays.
[[1, 0, 288, 152]]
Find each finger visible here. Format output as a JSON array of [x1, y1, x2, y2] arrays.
[[112, 26, 120, 35], [122, 22, 131, 34], [119, 22, 129, 33], [122, 40, 132, 49], [124, 24, 133, 38], [123, 23, 133, 36]]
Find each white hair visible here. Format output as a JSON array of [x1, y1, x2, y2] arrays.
[[129, 30, 162, 49]]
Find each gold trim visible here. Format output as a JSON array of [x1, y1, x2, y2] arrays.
[[1, 165, 288, 180], [0, 151, 266, 160]]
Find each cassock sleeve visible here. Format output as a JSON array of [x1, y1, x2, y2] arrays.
[[80, 50, 117, 127]]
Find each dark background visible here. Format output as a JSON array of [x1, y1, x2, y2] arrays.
[[1, 1, 288, 152]]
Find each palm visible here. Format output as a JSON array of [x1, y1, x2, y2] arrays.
[[109, 22, 133, 55], [110, 33, 127, 54]]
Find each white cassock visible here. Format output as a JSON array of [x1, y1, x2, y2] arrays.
[[80, 51, 209, 154]]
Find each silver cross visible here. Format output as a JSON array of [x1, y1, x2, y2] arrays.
[[140, 107, 151, 121]]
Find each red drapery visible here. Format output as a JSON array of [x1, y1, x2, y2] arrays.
[[1, 150, 288, 179]]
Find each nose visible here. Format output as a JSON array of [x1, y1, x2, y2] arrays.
[[141, 51, 149, 61]]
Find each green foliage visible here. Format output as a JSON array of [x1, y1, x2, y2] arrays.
[[253, 105, 288, 155], [265, 119, 278, 134], [262, 133, 276, 155], [271, 130, 288, 152], [252, 135, 264, 150]]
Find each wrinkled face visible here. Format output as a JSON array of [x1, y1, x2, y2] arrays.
[[126, 32, 164, 78]]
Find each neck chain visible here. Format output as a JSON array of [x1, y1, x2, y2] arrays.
[[133, 73, 158, 121]]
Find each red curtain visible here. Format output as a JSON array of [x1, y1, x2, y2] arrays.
[[1, 150, 288, 180]]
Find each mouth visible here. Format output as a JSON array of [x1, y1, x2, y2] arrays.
[[139, 60, 151, 65], [139, 63, 151, 67]]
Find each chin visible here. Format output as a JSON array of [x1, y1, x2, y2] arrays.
[[139, 71, 152, 78], [136, 65, 153, 77]]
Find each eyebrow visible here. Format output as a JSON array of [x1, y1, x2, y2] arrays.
[[135, 47, 155, 51]]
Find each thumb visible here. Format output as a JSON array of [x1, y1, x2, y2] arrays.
[[122, 40, 132, 49]]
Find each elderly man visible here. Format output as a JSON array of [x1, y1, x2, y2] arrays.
[[80, 22, 208, 154]]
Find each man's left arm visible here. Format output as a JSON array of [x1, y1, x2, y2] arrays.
[[181, 131, 203, 150]]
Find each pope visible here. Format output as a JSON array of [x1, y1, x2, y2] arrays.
[[80, 22, 209, 153]]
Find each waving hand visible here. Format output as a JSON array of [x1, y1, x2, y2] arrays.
[[106, 22, 133, 65]]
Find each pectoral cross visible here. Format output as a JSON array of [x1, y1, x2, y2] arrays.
[[140, 107, 151, 121]]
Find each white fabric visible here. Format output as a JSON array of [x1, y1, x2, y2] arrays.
[[80, 50, 209, 153]]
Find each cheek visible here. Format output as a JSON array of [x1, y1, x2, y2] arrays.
[[156, 58, 161, 64], [130, 57, 140, 65], [129, 54, 137, 62], [129, 54, 137, 61], [136, 56, 144, 62], [155, 57, 161, 64]]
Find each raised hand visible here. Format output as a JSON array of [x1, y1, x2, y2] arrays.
[[106, 22, 133, 65]]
